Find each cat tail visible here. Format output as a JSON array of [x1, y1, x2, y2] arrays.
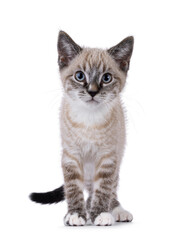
[[29, 185, 65, 204]]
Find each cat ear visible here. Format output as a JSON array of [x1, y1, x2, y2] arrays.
[[107, 36, 134, 72], [57, 31, 82, 69]]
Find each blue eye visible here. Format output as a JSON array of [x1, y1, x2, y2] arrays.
[[75, 71, 85, 82], [102, 73, 112, 84]]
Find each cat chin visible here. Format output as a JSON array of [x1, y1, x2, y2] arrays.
[[84, 100, 104, 111]]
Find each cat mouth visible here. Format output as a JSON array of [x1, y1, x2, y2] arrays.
[[86, 99, 99, 104]]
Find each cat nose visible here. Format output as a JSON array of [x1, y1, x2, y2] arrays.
[[87, 82, 99, 97], [88, 90, 98, 97]]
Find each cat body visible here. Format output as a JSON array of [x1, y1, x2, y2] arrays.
[[30, 31, 134, 226]]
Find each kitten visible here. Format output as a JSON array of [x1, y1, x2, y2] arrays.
[[30, 31, 134, 226]]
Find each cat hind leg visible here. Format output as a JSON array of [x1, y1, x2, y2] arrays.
[[111, 200, 133, 222]]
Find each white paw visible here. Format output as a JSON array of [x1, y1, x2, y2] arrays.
[[94, 212, 115, 226], [111, 206, 133, 222], [64, 213, 86, 226]]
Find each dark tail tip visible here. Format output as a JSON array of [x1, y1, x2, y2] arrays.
[[29, 185, 65, 204]]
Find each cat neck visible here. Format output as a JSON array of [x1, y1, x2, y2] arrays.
[[63, 94, 120, 127]]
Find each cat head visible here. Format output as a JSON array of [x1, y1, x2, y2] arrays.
[[58, 31, 134, 107]]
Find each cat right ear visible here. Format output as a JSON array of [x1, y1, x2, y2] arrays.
[[107, 36, 134, 72], [57, 31, 82, 69]]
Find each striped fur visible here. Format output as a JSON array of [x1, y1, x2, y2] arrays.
[[57, 31, 134, 226]]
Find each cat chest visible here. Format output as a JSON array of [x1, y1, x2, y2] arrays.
[[62, 105, 119, 143], [82, 143, 98, 182], [63, 116, 118, 144], [83, 161, 95, 183]]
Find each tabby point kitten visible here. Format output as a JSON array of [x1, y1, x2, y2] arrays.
[[30, 31, 134, 226]]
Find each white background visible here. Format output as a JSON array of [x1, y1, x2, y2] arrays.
[[0, 0, 180, 239]]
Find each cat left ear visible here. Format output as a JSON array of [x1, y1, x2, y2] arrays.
[[107, 36, 134, 72], [57, 31, 82, 69]]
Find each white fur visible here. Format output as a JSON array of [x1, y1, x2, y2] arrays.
[[64, 213, 86, 226], [94, 212, 115, 226], [111, 205, 133, 222], [66, 94, 117, 127]]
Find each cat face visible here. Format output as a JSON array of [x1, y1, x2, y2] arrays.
[[58, 31, 134, 107]]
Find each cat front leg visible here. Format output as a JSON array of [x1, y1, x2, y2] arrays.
[[90, 154, 116, 226], [62, 150, 86, 226]]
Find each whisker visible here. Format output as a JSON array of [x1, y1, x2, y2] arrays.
[[44, 88, 61, 94]]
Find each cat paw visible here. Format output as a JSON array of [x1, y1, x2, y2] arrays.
[[64, 213, 86, 226], [94, 212, 115, 226], [111, 206, 133, 222]]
